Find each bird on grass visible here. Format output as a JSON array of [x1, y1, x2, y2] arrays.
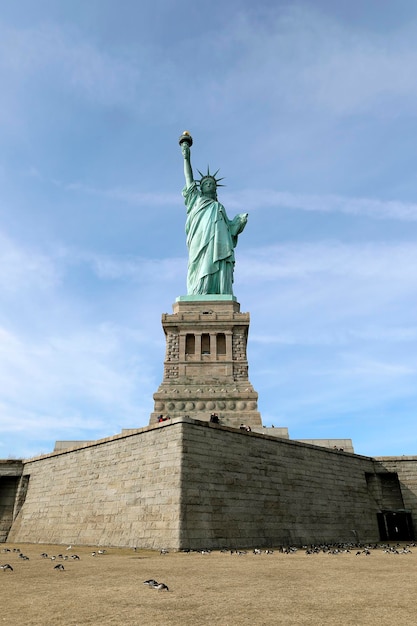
[[1, 564, 13, 572], [54, 564, 65, 571], [143, 579, 169, 591]]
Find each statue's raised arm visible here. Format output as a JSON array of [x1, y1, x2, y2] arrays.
[[179, 131, 194, 188], [178, 131, 248, 297]]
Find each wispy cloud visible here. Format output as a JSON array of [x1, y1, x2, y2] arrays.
[[226, 189, 417, 221], [65, 181, 180, 208], [87, 253, 185, 283], [0, 232, 60, 293], [0, 322, 156, 442], [56, 177, 417, 223], [240, 241, 417, 282], [251, 326, 417, 347], [4, 4, 415, 134], [238, 240, 417, 361], [203, 7, 417, 118], [0, 22, 140, 106], [49, 176, 417, 225]]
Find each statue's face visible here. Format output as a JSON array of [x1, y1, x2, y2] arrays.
[[201, 178, 217, 198]]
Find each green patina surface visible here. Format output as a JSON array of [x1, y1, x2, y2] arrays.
[[175, 294, 237, 302], [179, 132, 248, 296]]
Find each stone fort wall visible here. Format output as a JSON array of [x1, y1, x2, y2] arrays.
[[179, 421, 380, 548], [5, 419, 417, 549], [7, 425, 183, 549]]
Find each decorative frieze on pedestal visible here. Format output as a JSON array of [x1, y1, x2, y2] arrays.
[[150, 296, 262, 428]]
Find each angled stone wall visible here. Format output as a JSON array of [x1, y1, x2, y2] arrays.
[[8, 425, 183, 549], [179, 420, 380, 549]]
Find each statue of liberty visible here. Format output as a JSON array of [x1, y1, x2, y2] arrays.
[[179, 132, 248, 296]]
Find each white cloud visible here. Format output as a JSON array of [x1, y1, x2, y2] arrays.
[[86, 253, 185, 284], [0, 22, 140, 106], [68, 183, 417, 222], [65, 181, 180, 208], [207, 7, 417, 119], [0, 322, 156, 441], [240, 241, 417, 282], [226, 189, 417, 221], [250, 326, 417, 347], [340, 354, 416, 379], [3, 4, 415, 131], [0, 232, 59, 293], [237, 240, 417, 371], [304, 28, 417, 116]]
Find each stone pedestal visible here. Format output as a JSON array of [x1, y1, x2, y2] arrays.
[[150, 295, 262, 428]]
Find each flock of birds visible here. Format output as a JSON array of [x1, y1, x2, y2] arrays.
[[2, 541, 415, 587], [171, 541, 417, 557], [0, 545, 171, 590], [301, 542, 416, 555], [0, 545, 107, 573]]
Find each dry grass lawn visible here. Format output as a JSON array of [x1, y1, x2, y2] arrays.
[[1, 542, 416, 625]]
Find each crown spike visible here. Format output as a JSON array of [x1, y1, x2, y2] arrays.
[[196, 165, 225, 189]]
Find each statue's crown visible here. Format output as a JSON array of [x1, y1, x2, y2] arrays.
[[197, 166, 225, 188]]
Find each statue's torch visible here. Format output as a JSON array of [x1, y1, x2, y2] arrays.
[[179, 130, 193, 159], [179, 130, 193, 148]]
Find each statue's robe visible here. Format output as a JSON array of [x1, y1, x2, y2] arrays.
[[183, 181, 246, 295]]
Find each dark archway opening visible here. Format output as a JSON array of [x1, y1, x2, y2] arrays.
[[377, 510, 414, 541]]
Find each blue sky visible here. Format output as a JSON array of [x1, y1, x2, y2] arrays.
[[2, 0, 417, 458]]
